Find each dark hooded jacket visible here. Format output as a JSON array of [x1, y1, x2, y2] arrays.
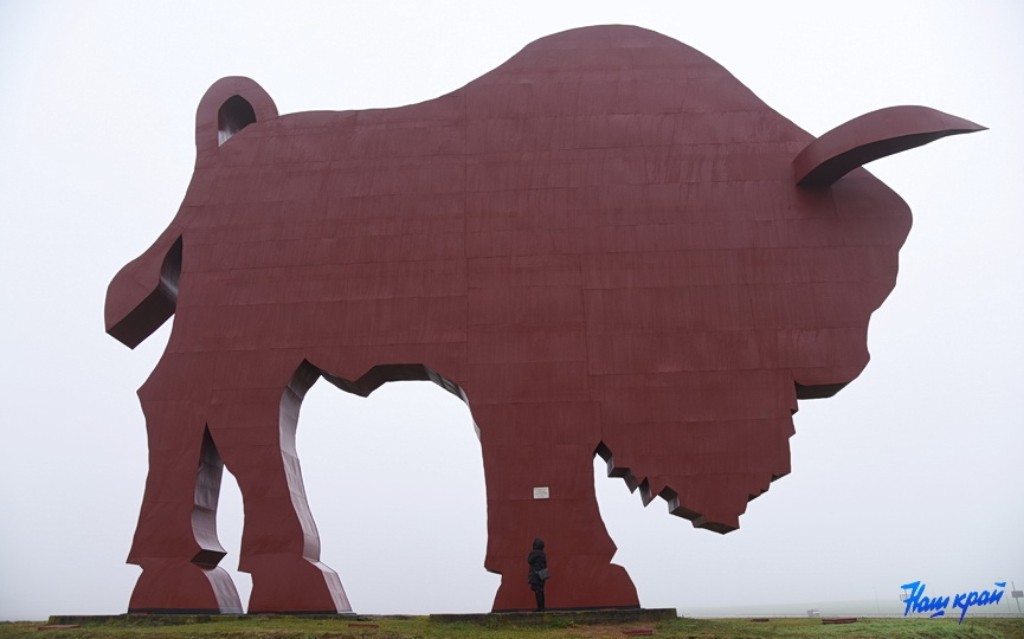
[[527, 537, 547, 590]]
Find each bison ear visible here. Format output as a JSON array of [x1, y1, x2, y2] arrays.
[[794, 106, 985, 188], [194, 76, 278, 157]]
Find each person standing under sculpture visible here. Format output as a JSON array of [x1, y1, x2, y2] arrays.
[[527, 537, 548, 611]]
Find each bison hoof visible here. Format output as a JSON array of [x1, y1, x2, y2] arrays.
[[129, 560, 242, 614], [493, 562, 639, 611], [245, 556, 352, 613]]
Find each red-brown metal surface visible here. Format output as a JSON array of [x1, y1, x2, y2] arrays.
[[106, 25, 982, 614], [793, 105, 985, 187]]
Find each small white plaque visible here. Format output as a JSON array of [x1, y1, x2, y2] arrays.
[[533, 486, 550, 500]]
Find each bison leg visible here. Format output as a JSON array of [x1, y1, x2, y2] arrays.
[[127, 395, 242, 613], [474, 403, 639, 611], [209, 382, 351, 614]]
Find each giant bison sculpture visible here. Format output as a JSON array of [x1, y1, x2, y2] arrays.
[[106, 24, 983, 613]]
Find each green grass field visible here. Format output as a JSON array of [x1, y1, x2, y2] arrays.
[[2, 615, 1022, 639]]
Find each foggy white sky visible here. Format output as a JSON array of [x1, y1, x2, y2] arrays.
[[1, 0, 1022, 621]]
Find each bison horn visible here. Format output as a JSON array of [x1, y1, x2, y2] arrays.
[[794, 105, 985, 187]]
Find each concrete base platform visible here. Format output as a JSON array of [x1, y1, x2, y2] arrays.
[[49, 608, 678, 627], [431, 607, 678, 626], [47, 613, 356, 625]]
